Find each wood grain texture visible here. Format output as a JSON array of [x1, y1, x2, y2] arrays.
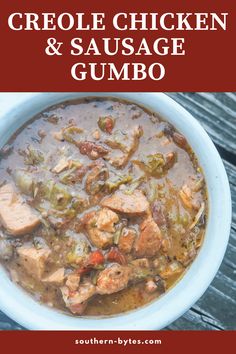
[[0, 93, 235, 330], [166, 93, 236, 330]]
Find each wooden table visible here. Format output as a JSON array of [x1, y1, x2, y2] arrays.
[[0, 93, 235, 330]]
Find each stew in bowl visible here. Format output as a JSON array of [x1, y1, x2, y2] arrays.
[[0, 97, 207, 317]]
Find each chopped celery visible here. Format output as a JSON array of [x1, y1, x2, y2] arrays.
[[66, 252, 83, 266], [133, 153, 165, 177], [42, 181, 72, 211], [22, 146, 44, 165], [123, 175, 145, 194], [66, 239, 90, 266], [62, 126, 83, 145], [59, 161, 82, 185], [51, 184, 72, 211], [14, 170, 34, 196], [146, 154, 165, 175], [105, 174, 133, 193], [129, 260, 155, 280], [59, 167, 77, 185], [91, 271, 99, 285], [113, 228, 122, 245], [93, 264, 105, 270], [105, 130, 129, 153]]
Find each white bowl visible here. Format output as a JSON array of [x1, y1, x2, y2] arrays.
[[0, 93, 232, 330]]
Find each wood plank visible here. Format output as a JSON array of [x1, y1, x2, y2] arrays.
[[165, 93, 236, 330], [167, 309, 224, 330], [167, 93, 236, 153]]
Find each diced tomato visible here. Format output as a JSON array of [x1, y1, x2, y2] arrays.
[[106, 247, 127, 265], [87, 250, 105, 267], [77, 251, 105, 275], [105, 117, 114, 134], [98, 116, 115, 134]]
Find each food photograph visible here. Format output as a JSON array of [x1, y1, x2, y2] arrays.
[[0, 92, 233, 330]]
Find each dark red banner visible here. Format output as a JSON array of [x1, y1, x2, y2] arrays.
[[0, 331, 235, 354], [0, 0, 236, 91]]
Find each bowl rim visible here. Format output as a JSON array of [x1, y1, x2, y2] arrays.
[[0, 92, 232, 330]]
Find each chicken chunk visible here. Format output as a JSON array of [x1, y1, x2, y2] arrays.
[[61, 280, 96, 314], [65, 273, 81, 292], [17, 246, 51, 279], [96, 264, 130, 295], [100, 190, 150, 215], [42, 268, 65, 286], [134, 217, 162, 257], [118, 227, 136, 254], [0, 184, 40, 236], [86, 225, 114, 249], [82, 209, 118, 249], [96, 208, 119, 232]]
